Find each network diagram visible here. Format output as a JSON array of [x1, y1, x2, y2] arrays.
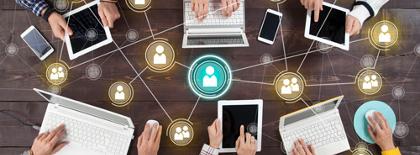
[[2, 0, 420, 154]]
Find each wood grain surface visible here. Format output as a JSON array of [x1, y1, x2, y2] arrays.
[[1, 0, 419, 154]]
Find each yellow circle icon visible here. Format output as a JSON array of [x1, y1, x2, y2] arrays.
[[356, 69, 382, 95], [274, 72, 305, 101], [46, 62, 68, 85], [126, 0, 151, 12], [145, 40, 175, 72], [369, 20, 398, 50], [166, 119, 194, 146], [108, 81, 134, 107]]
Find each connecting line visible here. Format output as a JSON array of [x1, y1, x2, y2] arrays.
[[144, 11, 155, 40], [187, 97, 200, 121], [306, 82, 356, 87], [232, 79, 274, 86], [130, 67, 149, 84], [280, 24, 288, 71], [138, 76, 174, 122], [373, 49, 381, 69], [175, 61, 190, 69], [0, 88, 34, 91]]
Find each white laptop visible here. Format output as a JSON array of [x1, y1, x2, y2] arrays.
[[34, 88, 134, 155], [182, 0, 249, 48], [63, 0, 113, 60], [218, 99, 263, 153], [279, 96, 350, 155]]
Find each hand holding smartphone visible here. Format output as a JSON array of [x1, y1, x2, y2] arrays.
[[20, 26, 54, 61], [258, 9, 283, 45]]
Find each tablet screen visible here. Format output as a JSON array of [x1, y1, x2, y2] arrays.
[[222, 105, 259, 148], [309, 5, 346, 44], [65, 5, 107, 54]]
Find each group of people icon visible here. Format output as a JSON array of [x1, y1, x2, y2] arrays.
[[135, 0, 145, 5], [362, 75, 379, 90], [174, 126, 191, 141], [378, 24, 391, 43], [50, 67, 65, 81], [280, 77, 300, 95], [153, 45, 167, 65], [203, 66, 218, 87], [115, 85, 126, 101]]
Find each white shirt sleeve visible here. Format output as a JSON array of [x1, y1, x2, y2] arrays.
[[349, 0, 389, 26], [199, 144, 219, 155]]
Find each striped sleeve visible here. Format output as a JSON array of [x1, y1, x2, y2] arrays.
[[15, 0, 49, 16], [200, 144, 219, 155], [349, 0, 389, 26]]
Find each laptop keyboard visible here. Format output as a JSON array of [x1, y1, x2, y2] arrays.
[[185, 1, 244, 26], [41, 112, 129, 155], [187, 35, 244, 45], [281, 117, 347, 153]]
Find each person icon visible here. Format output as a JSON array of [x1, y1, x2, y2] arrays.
[[50, 68, 59, 80], [182, 126, 190, 139], [153, 45, 167, 65], [378, 24, 391, 43], [57, 67, 65, 78], [203, 66, 218, 87], [135, 0, 145, 5], [174, 127, 184, 141], [371, 75, 378, 87], [291, 77, 300, 92], [115, 85, 126, 100], [362, 75, 372, 90], [281, 79, 292, 94]]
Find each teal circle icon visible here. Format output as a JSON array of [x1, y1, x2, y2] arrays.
[[188, 55, 232, 99]]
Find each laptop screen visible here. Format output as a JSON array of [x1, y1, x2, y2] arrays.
[[39, 90, 132, 128], [284, 99, 338, 126]]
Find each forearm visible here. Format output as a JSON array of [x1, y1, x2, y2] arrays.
[[349, 0, 389, 26], [15, 0, 49, 16]]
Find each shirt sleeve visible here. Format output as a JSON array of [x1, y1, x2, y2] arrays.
[[382, 147, 401, 155], [200, 144, 219, 155], [349, 0, 389, 26], [15, 0, 49, 16]]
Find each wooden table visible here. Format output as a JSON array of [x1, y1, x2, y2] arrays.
[[1, 0, 419, 154]]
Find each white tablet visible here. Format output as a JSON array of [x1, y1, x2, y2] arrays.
[[304, 2, 349, 51], [218, 99, 263, 153], [63, 0, 113, 60]]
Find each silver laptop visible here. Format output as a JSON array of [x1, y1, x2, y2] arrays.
[[34, 88, 134, 155], [279, 96, 350, 155], [182, 0, 249, 48]]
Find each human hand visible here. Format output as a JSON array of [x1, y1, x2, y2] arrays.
[[345, 15, 362, 36], [137, 123, 162, 155], [31, 124, 68, 155], [235, 125, 256, 155], [98, 2, 120, 28], [208, 118, 223, 148], [291, 139, 315, 155], [192, 0, 209, 21], [221, 0, 240, 17], [367, 112, 395, 151], [47, 12, 73, 40], [300, 0, 323, 22]]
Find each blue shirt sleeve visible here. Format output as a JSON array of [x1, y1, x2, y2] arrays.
[[15, 0, 49, 16]]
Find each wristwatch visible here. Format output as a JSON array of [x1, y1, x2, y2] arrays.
[[42, 7, 56, 22]]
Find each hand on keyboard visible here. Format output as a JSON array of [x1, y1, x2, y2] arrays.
[[31, 124, 68, 155], [291, 139, 315, 155], [137, 123, 162, 155], [191, 0, 240, 21]]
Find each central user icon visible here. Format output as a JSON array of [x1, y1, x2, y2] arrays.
[[188, 55, 232, 99]]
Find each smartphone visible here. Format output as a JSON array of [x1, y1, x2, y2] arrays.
[[258, 9, 283, 45], [20, 26, 54, 61]]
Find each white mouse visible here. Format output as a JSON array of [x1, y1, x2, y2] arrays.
[[365, 110, 377, 127], [146, 120, 159, 126]]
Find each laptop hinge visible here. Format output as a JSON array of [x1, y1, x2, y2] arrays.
[[187, 28, 242, 34]]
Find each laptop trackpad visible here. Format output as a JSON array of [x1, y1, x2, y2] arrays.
[[187, 35, 245, 46], [56, 142, 103, 155]]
